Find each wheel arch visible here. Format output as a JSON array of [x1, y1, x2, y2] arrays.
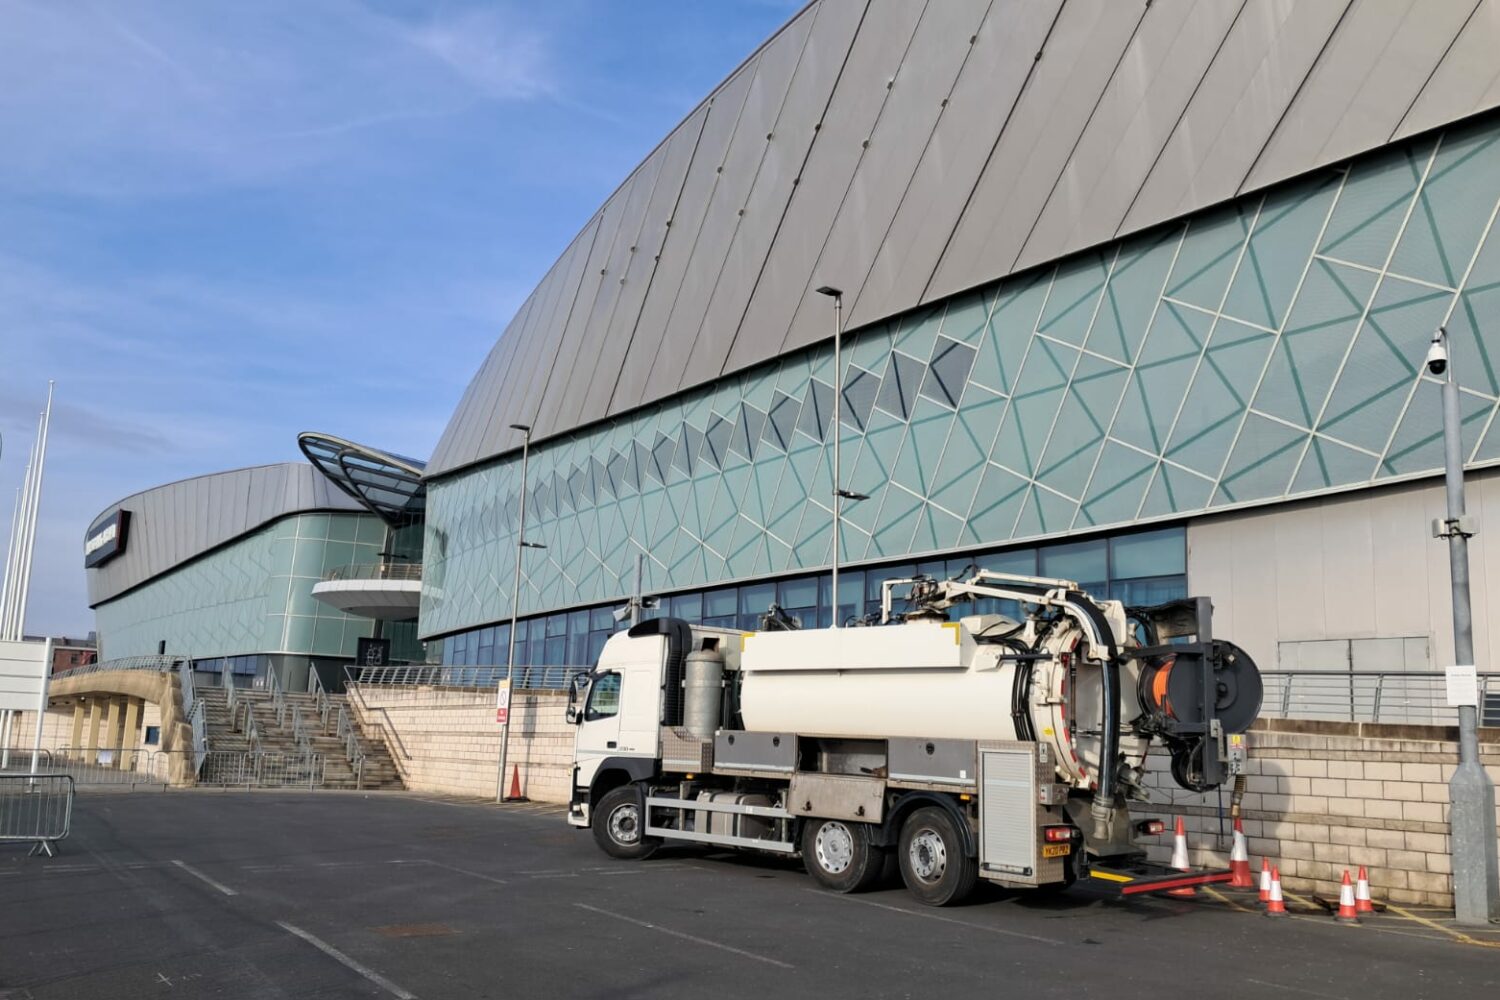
[[587, 757, 657, 804], [882, 791, 977, 858]]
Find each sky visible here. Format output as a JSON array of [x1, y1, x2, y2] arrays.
[[0, 0, 801, 638]]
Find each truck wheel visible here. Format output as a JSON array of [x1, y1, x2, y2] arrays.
[[801, 818, 883, 893], [898, 807, 978, 906], [592, 786, 659, 860]]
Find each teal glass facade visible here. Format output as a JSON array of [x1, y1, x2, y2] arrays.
[[422, 114, 1500, 641], [95, 512, 391, 661]]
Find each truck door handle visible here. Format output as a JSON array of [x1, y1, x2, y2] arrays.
[[606, 741, 617, 749]]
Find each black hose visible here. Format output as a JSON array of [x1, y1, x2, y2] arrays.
[[1066, 592, 1121, 817]]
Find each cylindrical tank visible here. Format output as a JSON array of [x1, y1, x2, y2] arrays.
[[683, 648, 725, 738]]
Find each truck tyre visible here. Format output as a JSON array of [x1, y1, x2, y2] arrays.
[[898, 807, 978, 906], [592, 785, 659, 860], [800, 818, 883, 893]]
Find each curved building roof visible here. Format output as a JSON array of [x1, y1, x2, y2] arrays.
[[85, 463, 366, 607], [298, 432, 426, 525], [428, 0, 1500, 479]]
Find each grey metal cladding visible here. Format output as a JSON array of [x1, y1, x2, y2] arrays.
[[726, 0, 927, 376], [85, 463, 365, 608], [690, 0, 868, 391], [1242, 0, 1477, 190], [850, 0, 1064, 329], [1117, 0, 1353, 235], [1013, 0, 1246, 272], [778, 0, 992, 358], [662, 11, 816, 396], [424, 0, 1500, 479], [1395, 0, 1500, 140], [926, 0, 1147, 303], [619, 59, 761, 411], [575, 105, 711, 429]]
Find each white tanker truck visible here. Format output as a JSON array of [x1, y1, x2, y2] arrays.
[[565, 570, 1261, 905]]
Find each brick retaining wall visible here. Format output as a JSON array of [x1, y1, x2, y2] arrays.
[[1138, 719, 1500, 908]]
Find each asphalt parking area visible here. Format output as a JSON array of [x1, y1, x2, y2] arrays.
[[1, 792, 1496, 1000]]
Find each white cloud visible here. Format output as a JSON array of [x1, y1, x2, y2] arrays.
[[406, 7, 556, 102]]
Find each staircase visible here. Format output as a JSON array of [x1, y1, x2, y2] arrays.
[[197, 687, 404, 790]]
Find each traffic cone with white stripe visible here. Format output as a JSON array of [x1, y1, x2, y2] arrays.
[[1355, 866, 1374, 914], [1258, 858, 1271, 905], [1336, 869, 1361, 924], [1166, 816, 1196, 898], [1264, 866, 1287, 918], [1228, 816, 1254, 889]]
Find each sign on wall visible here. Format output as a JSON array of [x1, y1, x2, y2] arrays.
[[84, 509, 131, 568], [357, 637, 390, 668], [0, 638, 49, 712]]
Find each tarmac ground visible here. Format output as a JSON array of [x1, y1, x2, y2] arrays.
[[1, 790, 1497, 999]]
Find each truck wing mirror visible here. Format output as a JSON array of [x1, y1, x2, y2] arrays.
[[566, 673, 590, 724]]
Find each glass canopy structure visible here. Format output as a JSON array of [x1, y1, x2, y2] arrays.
[[297, 432, 426, 526]]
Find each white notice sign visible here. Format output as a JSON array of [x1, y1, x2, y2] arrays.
[[496, 680, 512, 725], [0, 639, 48, 712], [1445, 664, 1479, 707]]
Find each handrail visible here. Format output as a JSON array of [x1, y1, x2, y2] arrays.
[[1261, 670, 1500, 726], [342, 666, 414, 763], [54, 654, 183, 678], [177, 659, 208, 774], [308, 668, 330, 730], [323, 561, 423, 582], [345, 663, 589, 692]]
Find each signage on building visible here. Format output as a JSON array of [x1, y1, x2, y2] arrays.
[[84, 509, 131, 568], [496, 680, 511, 725], [357, 637, 390, 668]]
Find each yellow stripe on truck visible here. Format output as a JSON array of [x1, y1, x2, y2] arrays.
[[941, 621, 960, 645], [741, 632, 755, 651]]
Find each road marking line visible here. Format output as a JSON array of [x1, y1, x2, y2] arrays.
[[1245, 978, 1348, 999], [417, 860, 507, 885], [171, 860, 237, 896], [574, 903, 794, 970], [1387, 904, 1500, 949], [276, 921, 417, 999], [805, 890, 1065, 946], [1202, 886, 1254, 914]]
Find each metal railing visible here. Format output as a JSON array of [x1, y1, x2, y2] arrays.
[[40, 747, 166, 789], [1262, 670, 1500, 727], [323, 561, 422, 582], [308, 668, 331, 731], [340, 673, 412, 781], [346, 663, 588, 691], [0, 749, 51, 773], [197, 751, 325, 789], [52, 654, 184, 678], [178, 659, 209, 774], [0, 774, 74, 856]]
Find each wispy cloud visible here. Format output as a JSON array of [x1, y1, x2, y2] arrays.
[[405, 8, 556, 102]]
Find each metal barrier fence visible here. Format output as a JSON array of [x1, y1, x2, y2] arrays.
[[346, 663, 588, 691], [1262, 671, 1500, 727], [0, 775, 73, 856], [197, 751, 325, 789], [0, 747, 329, 790], [50, 654, 186, 678]]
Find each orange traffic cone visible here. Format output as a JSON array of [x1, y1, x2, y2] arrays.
[[1229, 816, 1254, 889], [1355, 866, 1374, 914], [1264, 866, 1287, 918], [1258, 858, 1271, 905], [1166, 816, 1196, 898], [504, 764, 528, 802], [1335, 869, 1361, 924]]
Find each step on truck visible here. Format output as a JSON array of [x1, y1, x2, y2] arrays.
[[565, 570, 1262, 905]]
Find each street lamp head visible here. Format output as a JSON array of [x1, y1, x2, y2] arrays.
[[815, 285, 843, 299], [520, 540, 547, 549], [509, 423, 532, 434], [1426, 328, 1449, 377]]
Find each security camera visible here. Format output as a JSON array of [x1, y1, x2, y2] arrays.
[[1426, 329, 1448, 377]]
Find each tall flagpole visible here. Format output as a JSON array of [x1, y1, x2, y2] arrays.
[[0, 486, 21, 638], [8, 382, 54, 642]]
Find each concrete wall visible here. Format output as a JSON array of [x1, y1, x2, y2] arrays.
[[349, 686, 574, 803], [1139, 720, 1500, 908], [1188, 470, 1500, 676]]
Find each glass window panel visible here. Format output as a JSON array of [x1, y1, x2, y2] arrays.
[[916, 559, 947, 581], [738, 582, 776, 629], [704, 587, 737, 620], [587, 631, 609, 662], [1111, 575, 1187, 606], [567, 630, 589, 666], [544, 636, 566, 665], [591, 606, 615, 631], [569, 609, 590, 637], [1039, 539, 1106, 589], [546, 614, 567, 637], [820, 571, 862, 627], [670, 592, 703, 622], [585, 672, 621, 720], [778, 576, 817, 609], [866, 564, 915, 601], [977, 548, 1036, 577], [1110, 527, 1185, 580]]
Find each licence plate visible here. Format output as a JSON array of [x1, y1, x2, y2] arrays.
[[1042, 844, 1071, 858]]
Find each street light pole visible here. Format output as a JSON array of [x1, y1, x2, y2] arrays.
[[816, 287, 867, 628], [498, 423, 535, 803], [1429, 326, 1499, 925]]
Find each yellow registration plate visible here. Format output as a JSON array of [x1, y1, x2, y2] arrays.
[[1042, 844, 1072, 858]]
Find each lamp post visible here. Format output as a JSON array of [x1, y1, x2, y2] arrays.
[[1426, 326, 1500, 924], [498, 423, 544, 803], [816, 286, 868, 628]]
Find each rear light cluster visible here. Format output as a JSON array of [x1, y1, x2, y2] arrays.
[[1136, 819, 1166, 836], [1042, 826, 1075, 843]]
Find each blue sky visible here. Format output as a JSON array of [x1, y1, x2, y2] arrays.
[[0, 0, 800, 637]]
